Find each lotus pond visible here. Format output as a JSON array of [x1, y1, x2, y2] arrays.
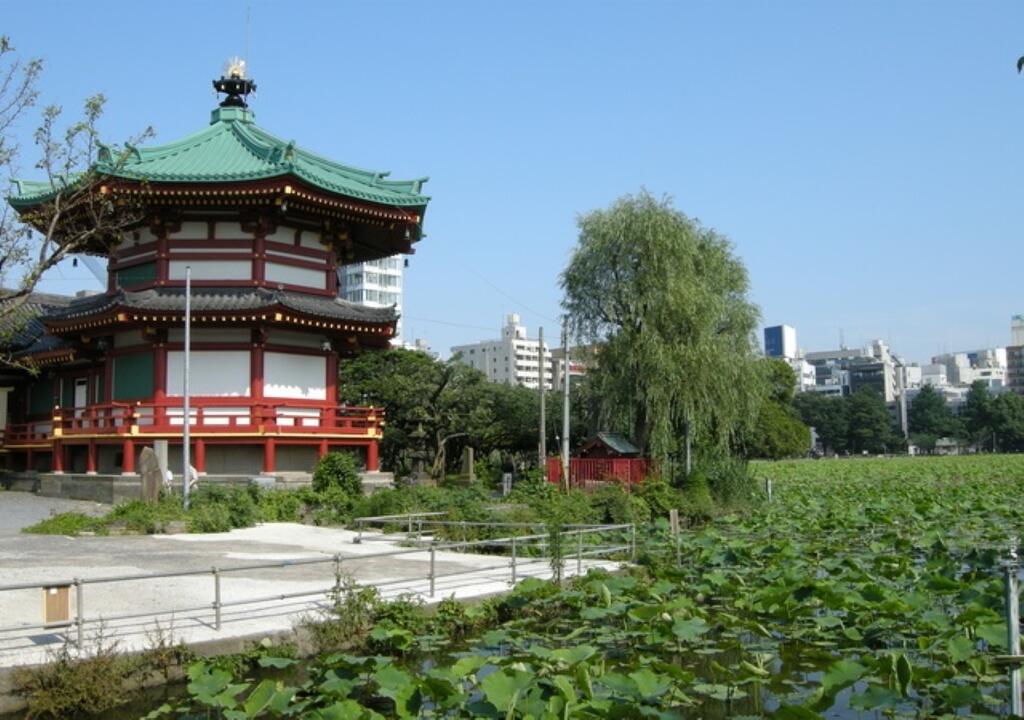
[[150, 455, 1024, 719]]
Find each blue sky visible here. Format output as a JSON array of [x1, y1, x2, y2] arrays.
[[5, 1, 1023, 364]]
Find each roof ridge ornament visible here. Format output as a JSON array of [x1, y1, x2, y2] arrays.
[[212, 57, 256, 109]]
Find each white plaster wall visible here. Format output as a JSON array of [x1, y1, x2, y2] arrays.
[[170, 247, 251, 255], [299, 231, 323, 250], [265, 226, 295, 244], [169, 260, 251, 280], [264, 352, 326, 400], [265, 262, 326, 289], [276, 407, 322, 427], [167, 350, 251, 397], [170, 221, 208, 240], [214, 222, 250, 238]]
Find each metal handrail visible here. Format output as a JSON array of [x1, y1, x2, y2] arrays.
[[0, 523, 634, 648]]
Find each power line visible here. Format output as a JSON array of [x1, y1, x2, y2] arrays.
[[467, 268, 559, 324], [403, 316, 497, 332]]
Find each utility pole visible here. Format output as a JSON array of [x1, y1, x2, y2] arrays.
[[182, 266, 192, 510], [561, 318, 570, 492], [538, 326, 546, 469]]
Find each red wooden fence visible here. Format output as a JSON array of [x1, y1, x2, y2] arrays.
[[546, 457, 651, 491]]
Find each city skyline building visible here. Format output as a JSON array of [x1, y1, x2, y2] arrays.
[[451, 313, 555, 390], [339, 255, 405, 344]]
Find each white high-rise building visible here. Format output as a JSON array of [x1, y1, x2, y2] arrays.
[[451, 313, 555, 390], [338, 256, 404, 343]]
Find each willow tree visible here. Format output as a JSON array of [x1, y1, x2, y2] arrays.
[[561, 190, 764, 475]]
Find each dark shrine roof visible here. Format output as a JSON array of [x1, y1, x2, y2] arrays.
[[48, 287, 397, 325], [0, 291, 75, 355], [589, 432, 641, 456]]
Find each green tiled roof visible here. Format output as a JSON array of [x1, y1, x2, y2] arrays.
[[10, 106, 429, 209]]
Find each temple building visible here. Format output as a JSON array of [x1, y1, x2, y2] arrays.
[[0, 68, 428, 490]]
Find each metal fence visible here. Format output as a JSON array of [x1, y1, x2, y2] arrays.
[[0, 519, 634, 652]]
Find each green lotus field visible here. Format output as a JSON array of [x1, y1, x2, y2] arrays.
[[155, 455, 1024, 719]]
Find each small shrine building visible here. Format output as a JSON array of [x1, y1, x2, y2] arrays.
[[0, 69, 428, 482]]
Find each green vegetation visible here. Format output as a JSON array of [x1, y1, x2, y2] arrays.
[[338, 349, 593, 479], [22, 453, 746, 538], [742, 358, 811, 460], [793, 388, 904, 455], [147, 454, 1024, 718], [561, 190, 765, 473]]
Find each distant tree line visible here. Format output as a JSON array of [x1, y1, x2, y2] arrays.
[[791, 380, 1024, 455]]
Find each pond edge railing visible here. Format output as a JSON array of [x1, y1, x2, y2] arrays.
[[0, 520, 634, 650]]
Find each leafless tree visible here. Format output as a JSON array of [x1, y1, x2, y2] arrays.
[[0, 36, 152, 367]]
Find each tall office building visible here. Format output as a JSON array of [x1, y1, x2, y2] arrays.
[[451, 313, 555, 390], [338, 255, 404, 344], [764, 325, 798, 359]]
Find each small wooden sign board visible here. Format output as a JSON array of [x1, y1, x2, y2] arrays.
[[42, 585, 71, 627]]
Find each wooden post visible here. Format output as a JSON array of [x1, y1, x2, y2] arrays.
[[429, 546, 436, 597], [121, 439, 136, 475], [194, 438, 206, 475], [52, 441, 64, 474], [1007, 545, 1022, 716], [366, 441, 379, 472], [86, 441, 97, 475], [263, 438, 276, 474]]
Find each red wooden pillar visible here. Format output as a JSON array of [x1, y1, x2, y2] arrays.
[[326, 350, 337, 409], [263, 438, 276, 474], [52, 441, 64, 474], [194, 438, 206, 475], [153, 343, 167, 426], [253, 233, 266, 283], [156, 233, 169, 282], [251, 332, 264, 426], [121, 439, 136, 475], [318, 439, 329, 459], [366, 440, 379, 472], [86, 441, 97, 475]]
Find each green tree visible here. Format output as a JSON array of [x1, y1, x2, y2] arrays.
[[845, 389, 897, 454], [991, 392, 1024, 453], [908, 384, 960, 444], [560, 191, 764, 474], [743, 360, 810, 459], [338, 349, 493, 476], [0, 36, 153, 365], [793, 392, 848, 454], [961, 381, 996, 449]]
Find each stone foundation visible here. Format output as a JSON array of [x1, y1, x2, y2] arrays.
[[0, 469, 395, 503]]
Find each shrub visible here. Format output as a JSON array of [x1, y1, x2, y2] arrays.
[[14, 636, 137, 718], [257, 488, 303, 522], [190, 484, 260, 529], [187, 502, 232, 533], [310, 485, 357, 526], [106, 496, 186, 534], [303, 576, 381, 653], [636, 475, 681, 519], [22, 512, 102, 535], [312, 452, 362, 495]]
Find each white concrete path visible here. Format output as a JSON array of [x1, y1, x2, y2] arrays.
[[0, 522, 623, 667]]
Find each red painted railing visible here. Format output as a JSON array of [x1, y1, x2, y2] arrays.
[[546, 457, 651, 491], [1, 402, 383, 446]]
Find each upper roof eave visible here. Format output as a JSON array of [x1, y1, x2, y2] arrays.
[[9, 107, 430, 212]]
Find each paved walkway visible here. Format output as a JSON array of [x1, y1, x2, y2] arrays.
[[0, 493, 623, 667], [0, 490, 107, 536]]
